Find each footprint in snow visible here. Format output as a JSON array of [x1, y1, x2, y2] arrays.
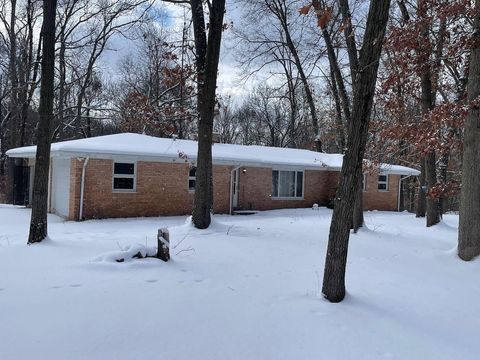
[[145, 279, 158, 283], [50, 285, 63, 289], [0, 288, 4, 291], [69, 284, 82, 288]]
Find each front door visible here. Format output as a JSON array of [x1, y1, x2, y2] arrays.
[[232, 169, 239, 208]]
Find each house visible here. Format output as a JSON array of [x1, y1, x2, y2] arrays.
[[5, 133, 420, 220]]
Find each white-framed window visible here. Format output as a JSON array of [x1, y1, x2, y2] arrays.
[[378, 174, 389, 191], [188, 166, 196, 192], [113, 162, 136, 191], [272, 170, 304, 199]]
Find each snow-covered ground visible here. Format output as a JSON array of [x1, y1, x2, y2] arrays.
[[0, 205, 478, 360]]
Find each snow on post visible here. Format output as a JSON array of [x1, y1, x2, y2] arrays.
[[157, 228, 170, 262]]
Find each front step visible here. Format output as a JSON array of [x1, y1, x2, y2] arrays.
[[233, 210, 259, 215]]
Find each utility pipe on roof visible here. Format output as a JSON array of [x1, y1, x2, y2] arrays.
[[229, 165, 242, 215], [79, 157, 90, 221], [397, 174, 414, 212]]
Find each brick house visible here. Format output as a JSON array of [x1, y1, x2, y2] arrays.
[[5, 133, 419, 220]]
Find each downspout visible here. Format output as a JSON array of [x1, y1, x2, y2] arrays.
[[79, 157, 89, 221], [229, 165, 242, 215], [397, 174, 413, 212]]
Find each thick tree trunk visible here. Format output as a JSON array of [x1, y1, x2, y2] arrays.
[[417, 0, 440, 227], [352, 168, 364, 233], [458, 0, 480, 260], [28, 0, 57, 244], [425, 151, 440, 226], [322, 0, 391, 303], [416, 160, 426, 217], [191, 0, 226, 229]]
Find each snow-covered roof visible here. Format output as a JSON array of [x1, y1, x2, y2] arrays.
[[6, 133, 420, 175]]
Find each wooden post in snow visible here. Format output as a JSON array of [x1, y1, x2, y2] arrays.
[[157, 228, 170, 262]]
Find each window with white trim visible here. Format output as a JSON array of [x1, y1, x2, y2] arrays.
[[272, 170, 304, 199], [113, 162, 136, 191], [188, 166, 196, 191], [378, 174, 389, 191]]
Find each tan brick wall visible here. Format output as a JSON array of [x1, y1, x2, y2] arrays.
[[237, 167, 338, 211], [70, 159, 232, 220], [363, 173, 400, 211], [67, 158, 402, 220]]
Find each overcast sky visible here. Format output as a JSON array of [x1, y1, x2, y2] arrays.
[[99, 1, 269, 104]]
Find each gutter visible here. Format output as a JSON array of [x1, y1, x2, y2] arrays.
[[397, 174, 414, 212], [79, 157, 90, 221], [229, 165, 242, 215]]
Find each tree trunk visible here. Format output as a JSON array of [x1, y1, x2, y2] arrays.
[[322, 23, 351, 125], [458, 0, 480, 260], [191, 0, 226, 229], [425, 151, 440, 226], [416, 160, 426, 217], [322, 0, 391, 303], [7, 0, 20, 149], [28, 0, 57, 244], [329, 65, 345, 152], [417, 0, 440, 227], [57, 34, 67, 140], [352, 168, 364, 233], [438, 152, 449, 213]]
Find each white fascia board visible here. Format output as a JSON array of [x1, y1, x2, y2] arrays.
[[45, 150, 338, 171], [379, 169, 421, 176]]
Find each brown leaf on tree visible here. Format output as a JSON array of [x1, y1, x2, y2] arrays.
[[316, 7, 332, 29], [298, 5, 312, 15]]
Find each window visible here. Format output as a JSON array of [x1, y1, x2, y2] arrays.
[[272, 170, 303, 199], [378, 174, 389, 191], [188, 166, 196, 191], [113, 162, 136, 191]]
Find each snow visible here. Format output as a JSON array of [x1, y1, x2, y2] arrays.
[[0, 205, 478, 360], [6, 133, 420, 175]]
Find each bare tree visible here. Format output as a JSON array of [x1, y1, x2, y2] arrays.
[[322, 0, 391, 303], [185, 0, 226, 229], [235, 0, 325, 150], [28, 0, 57, 243]]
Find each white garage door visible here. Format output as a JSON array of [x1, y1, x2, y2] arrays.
[[51, 158, 71, 218]]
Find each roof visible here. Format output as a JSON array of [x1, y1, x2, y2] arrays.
[[6, 133, 420, 175]]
